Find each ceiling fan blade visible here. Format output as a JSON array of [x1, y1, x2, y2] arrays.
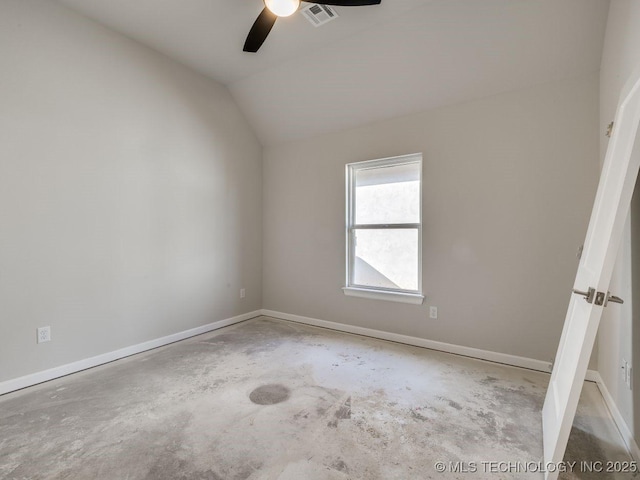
[[303, 0, 381, 5], [243, 7, 278, 53]]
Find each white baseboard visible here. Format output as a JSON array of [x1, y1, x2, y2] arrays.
[[261, 309, 600, 383], [261, 309, 557, 372], [592, 371, 640, 461], [1, 308, 602, 400], [0, 310, 261, 396]]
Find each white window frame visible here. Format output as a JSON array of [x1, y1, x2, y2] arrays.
[[343, 153, 424, 305]]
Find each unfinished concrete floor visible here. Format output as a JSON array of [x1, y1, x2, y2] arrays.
[[0, 316, 635, 479]]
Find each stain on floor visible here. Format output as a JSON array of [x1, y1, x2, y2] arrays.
[[0, 316, 635, 479], [249, 384, 290, 405]]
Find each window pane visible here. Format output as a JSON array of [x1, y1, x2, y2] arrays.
[[353, 228, 418, 291], [355, 162, 420, 225]]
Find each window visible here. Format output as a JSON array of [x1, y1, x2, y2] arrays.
[[344, 153, 424, 304]]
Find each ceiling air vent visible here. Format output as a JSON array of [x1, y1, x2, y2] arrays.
[[301, 4, 339, 27]]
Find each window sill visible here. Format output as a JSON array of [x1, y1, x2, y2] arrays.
[[342, 287, 425, 305]]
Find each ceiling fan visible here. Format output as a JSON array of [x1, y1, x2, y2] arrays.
[[243, 0, 381, 53]]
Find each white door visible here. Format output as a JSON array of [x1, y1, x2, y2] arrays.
[[542, 67, 640, 480]]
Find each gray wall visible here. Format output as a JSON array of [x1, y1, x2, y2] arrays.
[[0, 0, 262, 383], [263, 74, 600, 363], [597, 0, 640, 441]]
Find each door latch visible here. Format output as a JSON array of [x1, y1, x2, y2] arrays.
[[572, 287, 623, 306], [594, 291, 625, 306]]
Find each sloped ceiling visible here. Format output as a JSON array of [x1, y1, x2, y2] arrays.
[[56, 0, 609, 146]]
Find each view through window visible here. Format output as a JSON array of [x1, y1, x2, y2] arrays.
[[346, 154, 422, 298]]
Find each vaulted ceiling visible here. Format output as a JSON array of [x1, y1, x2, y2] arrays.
[[56, 0, 609, 146]]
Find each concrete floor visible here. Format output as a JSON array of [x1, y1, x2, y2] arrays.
[[0, 316, 635, 479]]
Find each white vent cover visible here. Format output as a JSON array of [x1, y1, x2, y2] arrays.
[[301, 4, 338, 27]]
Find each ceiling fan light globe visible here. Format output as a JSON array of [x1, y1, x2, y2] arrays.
[[264, 0, 300, 17]]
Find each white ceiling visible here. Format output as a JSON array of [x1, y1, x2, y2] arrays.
[[56, 0, 609, 146]]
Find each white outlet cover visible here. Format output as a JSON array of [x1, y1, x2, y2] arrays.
[[429, 306, 438, 319]]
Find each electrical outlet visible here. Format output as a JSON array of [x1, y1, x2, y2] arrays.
[[240, 288, 246, 299], [624, 361, 632, 389], [621, 359, 632, 389], [628, 366, 633, 389], [429, 306, 438, 319], [37, 326, 51, 344]]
